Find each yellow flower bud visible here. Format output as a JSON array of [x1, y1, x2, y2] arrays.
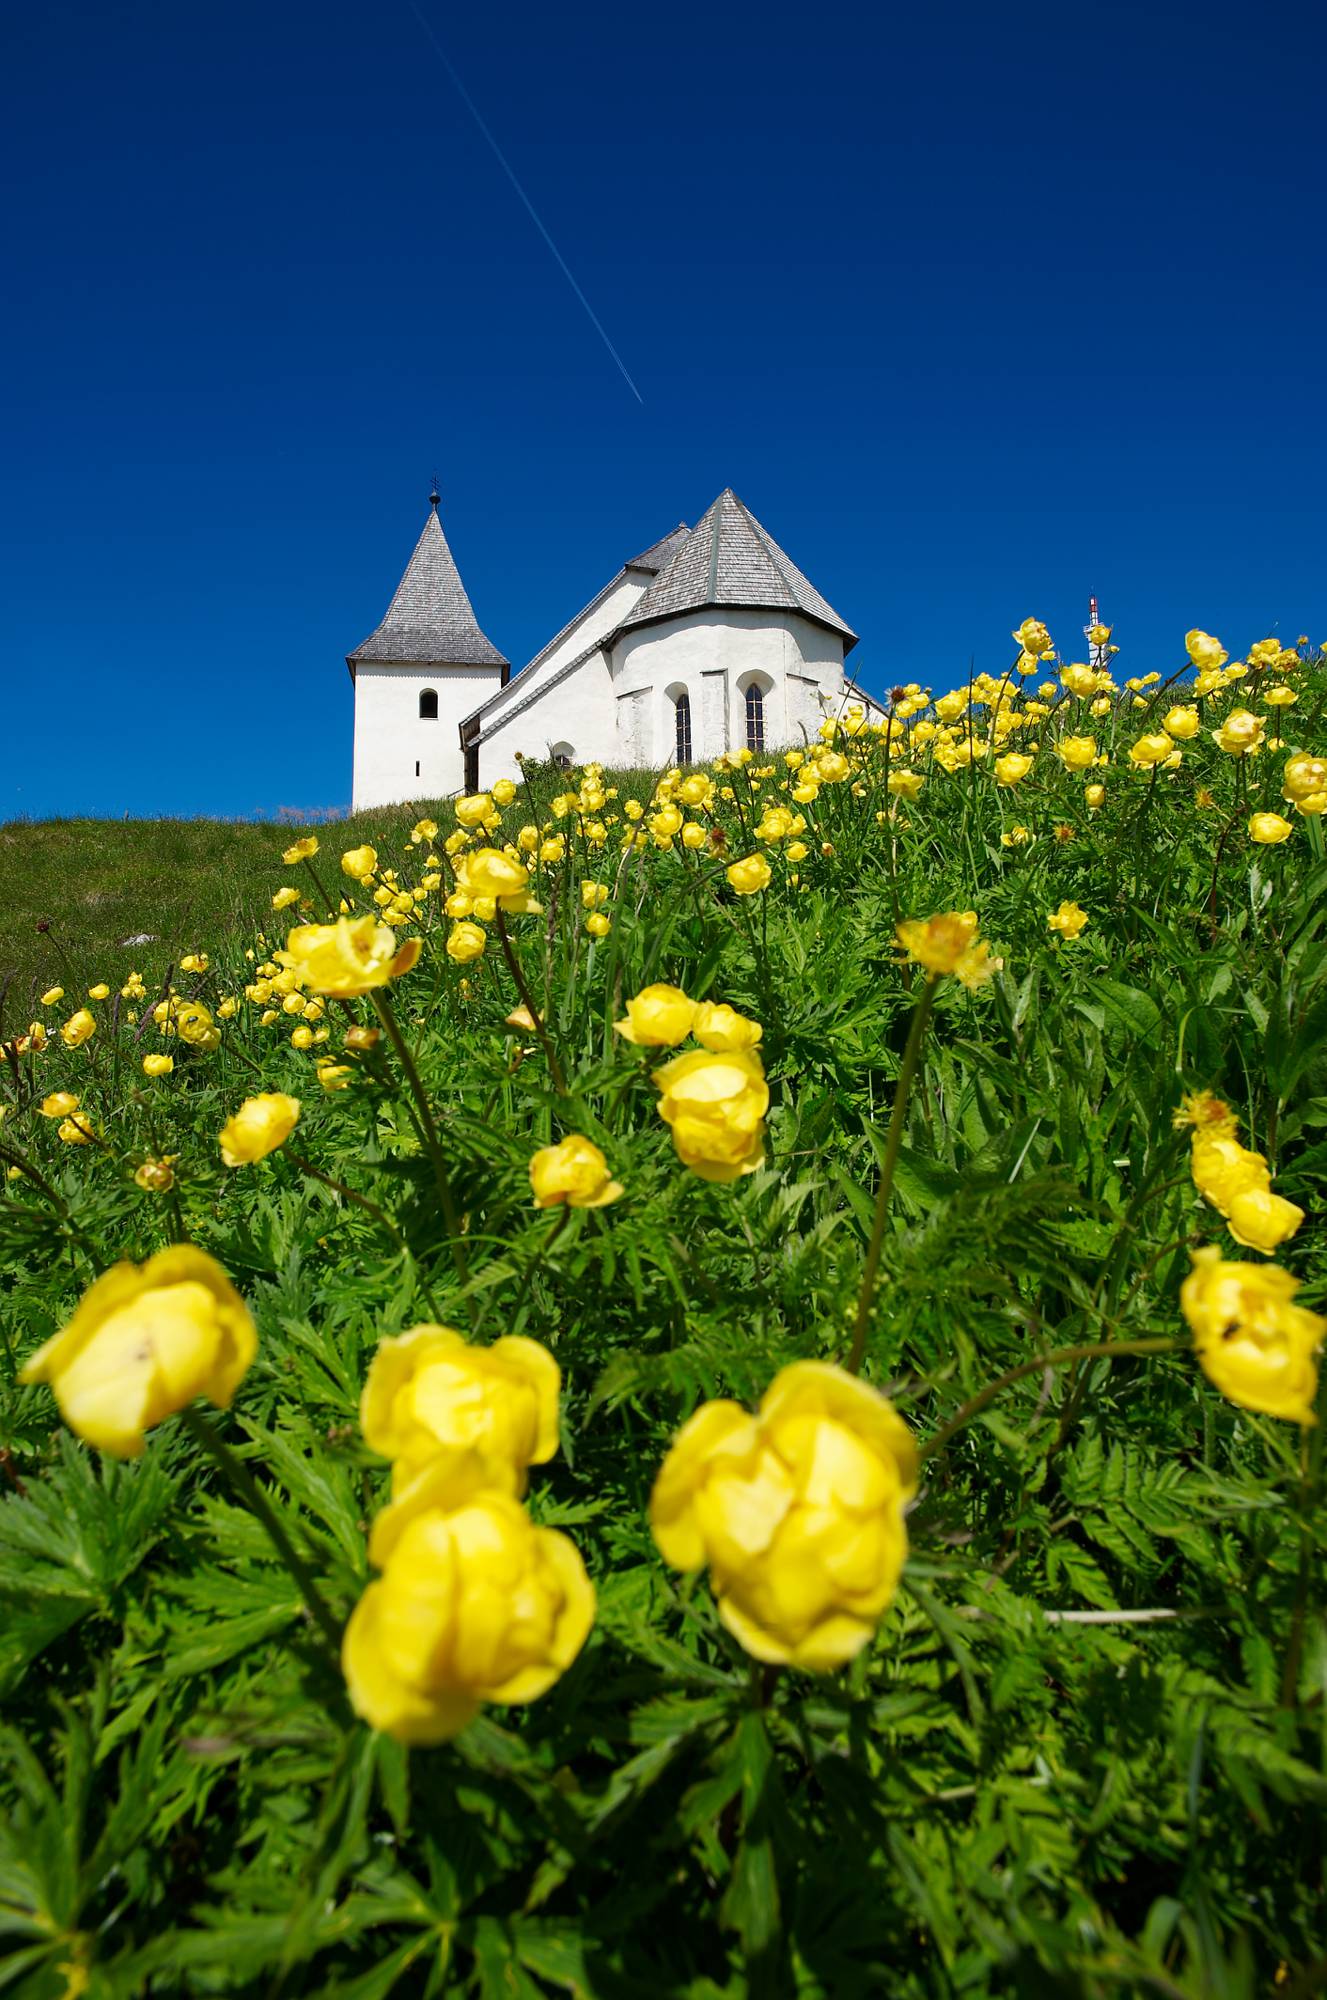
[[650, 1361, 917, 1670], [446, 921, 487, 964], [1249, 812, 1293, 845], [18, 1247, 256, 1457], [142, 1054, 174, 1078], [585, 912, 611, 938]]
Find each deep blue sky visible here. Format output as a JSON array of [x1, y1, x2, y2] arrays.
[[7, 0, 1325, 820]]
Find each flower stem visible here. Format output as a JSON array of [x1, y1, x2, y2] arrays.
[[919, 1337, 1179, 1460], [369, 989, 474, 1318], [494, 910, 566, 1093], [177, 1405, 342, 1655], [285, 1148, 443, 1319], [847, 974, 938, 1374]]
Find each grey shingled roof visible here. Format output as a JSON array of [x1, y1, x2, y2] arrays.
[[619, 489, 857, 653], [349, 507, 508, 668], [624, 524, 690, 573]]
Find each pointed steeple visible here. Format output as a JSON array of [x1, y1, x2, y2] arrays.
[[349, 503, 508, 670], [618, 489, 857, 653]]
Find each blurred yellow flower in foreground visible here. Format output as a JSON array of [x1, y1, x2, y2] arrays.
[[650, 1361, 917, 1670], [219, 1092, 301, 1167], [19, 1247, 256, 1457], [1283, 752, 1327, 802], [279, 918, 413, 996], [1249, 813, 1293, 845], [652, 1047, 768, 1182], [614, 982, 696, 1047], [342, 1460, 595, 1745], [1180, 1248, 1322, 1424], [530, 1134, 622, 1210], [361, 1324, 561, 1490]]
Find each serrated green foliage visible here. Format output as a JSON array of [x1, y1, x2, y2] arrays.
[[2, 652, 1327, 1994]]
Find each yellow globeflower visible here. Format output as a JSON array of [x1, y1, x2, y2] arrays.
[[88, 983, 110, 1001], [219, 1092, 301, 1166], [1211, 709, 1264, 756], [1047, 900, 1088, 940], [40, 1091, 80, 1119], [529, 1134, 623, 1210], [61, 1008, 97, 1049], [59, 1116, 96, 1145], [650, 1361, 917, 1671], [726, 854, 772, 895], [272, 885, 301, 911], [454, 793, 494, 829], [586, 912, 611, 938], [895, 911, 1000, 988], [40, 986, 64, 1006], [693, 1001, 763, 1053], [1249, 813, 1293, 845], [651, 1047, 769, 1182], [1060, 663, 1098, 698], [1129, 733, 1175, 769], [1011, 617, 1053, 658], [887, 769, 925, 798], [613, 982, 696, 1048], [454, 848, 542, 914], [491, 778, 517, 806], [361, 1324, 560, 1489], [134, 1156, 177, 1193], [1263, 685, 1297, 708], [410, 819, 439, 845], [1180, 1248, 1323, 1424], [341, 844, 378, 880], [994, 752, 1034, 786], [1283, 752, 1327, 802], [18, 1247, 256, 1458], [1162, 705, 1199, 739], [278, 918, 412, 996], [342, 1461, 595, 1745], [142, 1053, 174, 1078], [1225, 1186, 1305, 1255], [1085, 783, 1106, 808], [1186, 629, 1228, 671], [1056, 735, 1098, 771], [282, 836, 319, 864], [446, 921, 487, 964]]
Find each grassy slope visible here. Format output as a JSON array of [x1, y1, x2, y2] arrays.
[[0, 804, 456, 1003]]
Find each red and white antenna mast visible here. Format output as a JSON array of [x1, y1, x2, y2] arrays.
[[1085, 595, 1109, 670]]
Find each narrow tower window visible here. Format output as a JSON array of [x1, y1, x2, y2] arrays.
[[674, 690, 692, 764], [419, 689, 438, 720], [744, 682, 765, 754]]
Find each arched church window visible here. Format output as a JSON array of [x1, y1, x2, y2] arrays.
[[419, 689, 438, 720], [744, 682, 765, 754], [674, 690, 692, 765]]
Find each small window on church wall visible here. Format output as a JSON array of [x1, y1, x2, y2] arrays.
[[674, 691, 692, 764], [419, 689, 438, 720], [744, 683, 765, 754]]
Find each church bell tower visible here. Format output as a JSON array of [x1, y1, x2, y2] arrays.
[[347, 490, 508, 810]]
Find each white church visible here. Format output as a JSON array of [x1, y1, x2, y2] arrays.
[[347, 487, 882, 808]]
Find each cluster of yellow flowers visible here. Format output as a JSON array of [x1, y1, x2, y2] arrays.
[[343, 1327, 594, 1743], [614, 984, 769, 1181], [1174, 1093, 1320, 1425]]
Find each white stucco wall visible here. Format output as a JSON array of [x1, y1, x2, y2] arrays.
[[477, 646, 619, 784], [352, 663, 502, 810], [610, 610, 847, 765], [466, 573, 648, 779]]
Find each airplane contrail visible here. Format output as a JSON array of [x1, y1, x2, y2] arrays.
[[401, 0, 645, 405]]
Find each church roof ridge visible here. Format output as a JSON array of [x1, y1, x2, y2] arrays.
[[618, 489, 857, 653], [349, 506, 508, 670]]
